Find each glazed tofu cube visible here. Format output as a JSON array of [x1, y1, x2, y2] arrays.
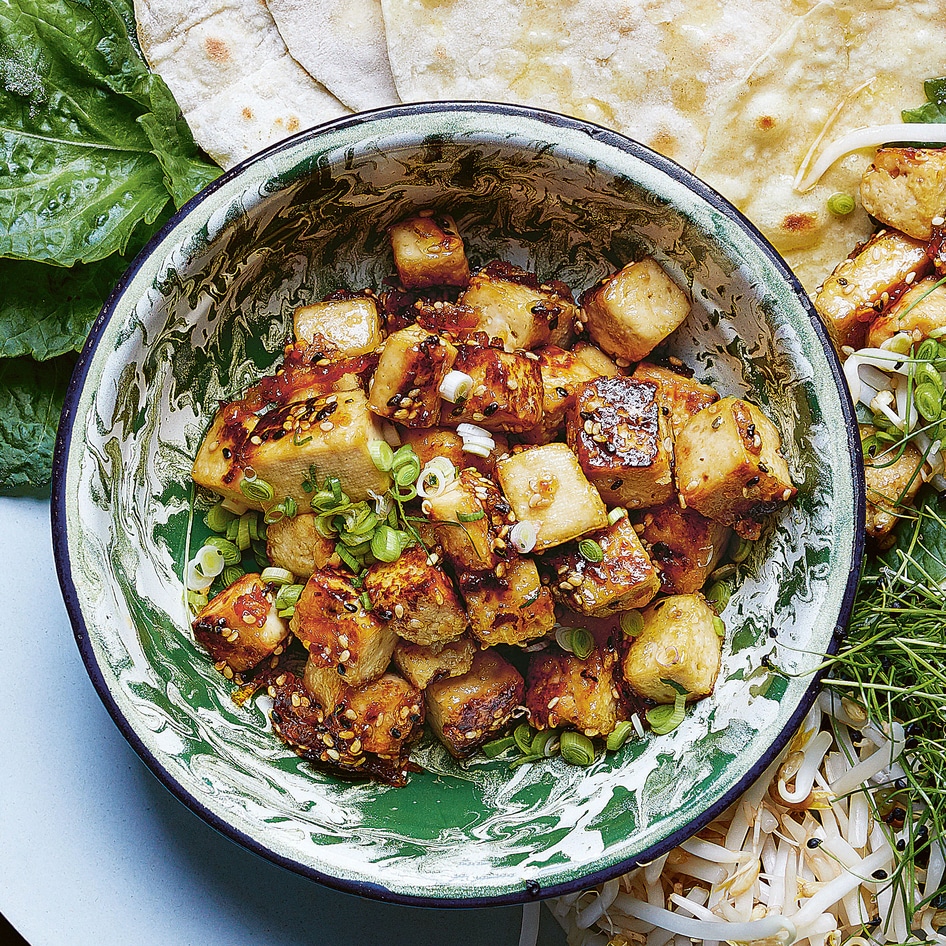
[[621, 594, 721, 704], [860, 147, 946, 240], [867, 277, 946, 348], [290, 567, 398, 687], [392, 634, 476, 689], [581, 258, 690, 362], [541, 516, 660, 616], [520, 345, 605, 445], [526, 645, 619, 737], [675, 397, 796, 540], [293, 291, 383, 357], [400, 426, 506, 478], [192, 574, 289, 674], [496, 443, 607, 550], [364, 546, 468, 646], [860, 425, 924, 548], [424, 468, 509, 571], [388, 213, 471, 289], [459, 555, 556, 646], [192, 402, 261, 508], [813, 229, 932, 350], [572, 341, 619, 378], [635, 502, 731, 595], [239, 388, 391, 506], [567, 376, 675, 509], [425, 649, 525, 758], [441, 344, 544, 432], [367, 325, 457, 427], [265, 513, 334, 579], [297, 661, 424, 780], [460, 260, 578, 350], [631, 362, 719, 442]]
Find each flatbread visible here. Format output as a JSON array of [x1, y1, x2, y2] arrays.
[[696, 0, 946, 292], [135, 0, 351, 169], [265, 0, 399, 112], [379, 0, 815, 169]]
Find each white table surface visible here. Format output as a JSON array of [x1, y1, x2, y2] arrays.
[[0, 497, 567, 946]]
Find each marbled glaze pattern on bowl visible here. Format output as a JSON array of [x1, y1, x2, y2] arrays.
[[53, 103, 864, 905]]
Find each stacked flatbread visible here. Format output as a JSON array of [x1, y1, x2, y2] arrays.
[[135, 0, 946, 291]]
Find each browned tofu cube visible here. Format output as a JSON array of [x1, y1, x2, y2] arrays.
[[392, 634, 476, 689], [635, 502, 731, 595], [459, 260, 578, 350], [440, 343, 544, 432], [293, 291, 383, 358], [860, 425, 924, 548], [290, 567, 398, 687], [631, 362, 719, 442], [286, 661, 424, 783], [813, 229, 932, 350], [367, 326, 457, 427], [621, 594, 722, 704], [388, 213, 471, 289], [567, 376, 675, 509], [572, 341, 619, 378], [867, 277, 946, 348], [675, 397, 796, 540], [239, 388, 391, 506], [542, 516, 660, 616], [265, 513, 335, 580], [520, 345, 605, 445], [364, 546, 468, 646], [425, 649, 525, 758], [459, 555, 556, 646], [525, 644, 620, 737], [860, 147, 946, 241], [424, 468, 510, 571], [496, 443, 607, 550], [399, 427, 506, 478], [192, 574, 289, 674], [581, 257, 691, 362]]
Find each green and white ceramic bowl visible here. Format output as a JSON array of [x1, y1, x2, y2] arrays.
[[52, 103, 864, 905]]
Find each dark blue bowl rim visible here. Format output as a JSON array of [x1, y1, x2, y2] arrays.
[[51, 99, 867, 909]]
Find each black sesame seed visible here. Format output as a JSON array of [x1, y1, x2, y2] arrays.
[[337, 664, 346, 675], [221, 447, 232, 459], [525, 880, 541, 897], [343, 601, 358, 612], [872, 869, 888, 880], [556, 387, 569, 398], [896, 839, 906, 852], [579, 411, 594, 421], [610, 479, 624, 490], [387, 394, 403, 407], [807, 837, 822, 848], [483, 402, 500, 416]]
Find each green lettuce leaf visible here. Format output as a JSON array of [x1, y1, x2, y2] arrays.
[[0, 0, 219, 267], [0, 354, 75, 493]]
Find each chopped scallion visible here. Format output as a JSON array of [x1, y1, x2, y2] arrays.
[[559, 730, 595, 766], [578, 538, 604, 562]]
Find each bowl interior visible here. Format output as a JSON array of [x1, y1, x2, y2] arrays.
[[54, 104, 862, 905]]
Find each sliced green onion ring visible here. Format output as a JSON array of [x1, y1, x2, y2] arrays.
[[530, 729, 560, 757], [274, 583, 304, 613], [607, 507, 627, 525], [646, 692, 688, 735], [371, 524, 402, 563], [260, 566, 295, 586], [578, 538, 604, 563], [606, 721, 635, 752], [482, 735, 516, 758], [559, 730, 596, 766], [203, 535, 241, 565], [513, 723, 535, 754], [222, 565, 245, 586], [439, 369, 474, 403], [457, 509, 485, 522], [705, 580, 731, 612], [713, 615, 726, 638], [206, 502, 237, 533], [509, 520, 537, 553], [239, 473, 275, 503], [619, 610, 643, 638], [555, 626, 595, 659], [368, 439, 395, 472]]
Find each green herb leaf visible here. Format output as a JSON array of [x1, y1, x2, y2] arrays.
[[902, 76, 946, 124], [0, 0, 219, 267], [0, 353, 75, 493]]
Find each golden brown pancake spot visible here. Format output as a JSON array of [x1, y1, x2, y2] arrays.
[[782, 213, 817, 233], [242, 107, 254, 120], [757, 115, 776, 131], [287, 117, 300, 132], [204, 37, 231, 63]]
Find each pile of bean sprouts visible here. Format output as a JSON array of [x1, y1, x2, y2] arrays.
[[543, 692, 945, 946]]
